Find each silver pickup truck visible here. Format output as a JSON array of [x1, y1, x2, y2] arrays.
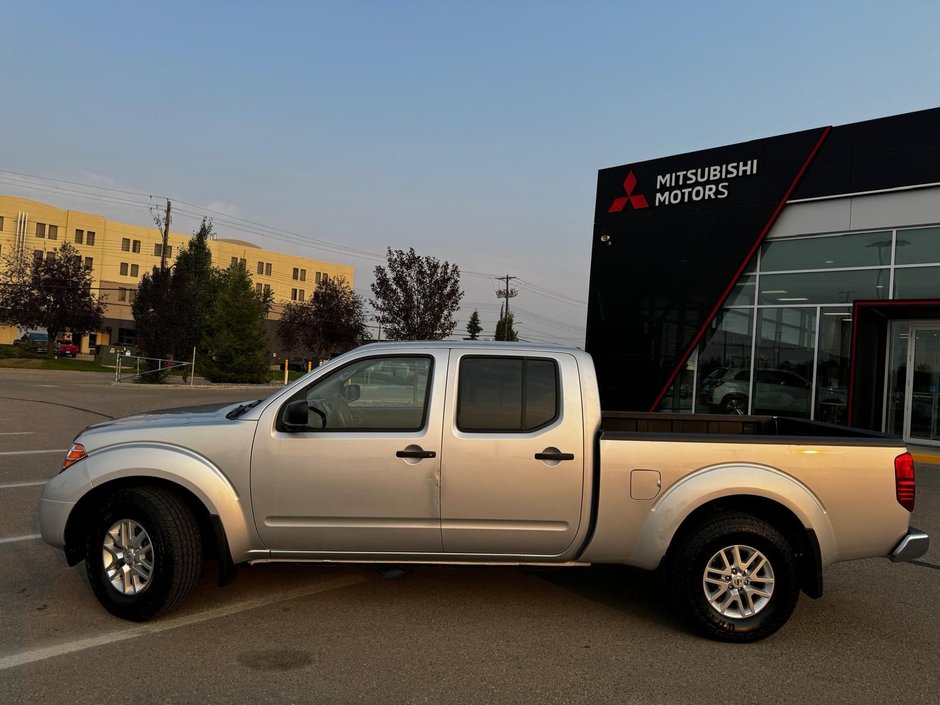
[[40, 342, 928, 642]]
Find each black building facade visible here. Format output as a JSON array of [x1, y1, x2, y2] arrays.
[[587, 107, 940, 447]]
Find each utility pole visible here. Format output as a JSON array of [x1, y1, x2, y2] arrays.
[[160, 199, 172, 272], [496, 274, 518, 316]]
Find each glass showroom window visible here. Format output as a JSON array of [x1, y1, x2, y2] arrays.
[[695, 308, 754, 414], [752, 308, 815, 419]]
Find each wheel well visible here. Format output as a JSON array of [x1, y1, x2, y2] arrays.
[[64, 478, 221, 567], [663, 495, 823, 599]]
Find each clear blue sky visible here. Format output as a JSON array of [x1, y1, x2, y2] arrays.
[[2, 1, 939, 344]]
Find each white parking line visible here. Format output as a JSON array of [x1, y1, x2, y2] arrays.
[[0, 481, 46, 489], [0, 534, 41, 544], [0, 432, 34, 436], [0, 449, 67, 456], [0, 573, 367, 671]]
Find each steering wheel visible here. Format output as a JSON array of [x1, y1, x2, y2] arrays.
[[329, 392, 364, 428]]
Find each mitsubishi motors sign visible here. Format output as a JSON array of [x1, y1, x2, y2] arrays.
[[609, 159, 762, 213], [588, 127, 830, 413]]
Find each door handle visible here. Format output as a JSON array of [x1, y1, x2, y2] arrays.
[[534, 451, 574, 461], [396, 449, 437, 459]]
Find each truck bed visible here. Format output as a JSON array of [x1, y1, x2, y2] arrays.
[[600, 411, 901, 443]]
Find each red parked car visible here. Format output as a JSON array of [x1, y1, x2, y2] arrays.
[[54, 339, 80, 357]]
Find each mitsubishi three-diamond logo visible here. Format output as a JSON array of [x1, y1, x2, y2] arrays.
[[608, 171, 649, 212]]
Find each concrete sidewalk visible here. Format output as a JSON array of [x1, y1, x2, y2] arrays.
[[908, 444, 940, 466]]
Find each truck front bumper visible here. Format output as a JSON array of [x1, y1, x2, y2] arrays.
[[889, 528, 929, 562]]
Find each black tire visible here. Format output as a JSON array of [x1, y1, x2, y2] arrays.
[[669, 512, 800, 642], [721, 395, 748, 415], [84, 486, 203, 621]]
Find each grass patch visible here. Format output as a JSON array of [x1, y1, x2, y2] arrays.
[[0, 345, 111, 372], [0, 356, 113, 372]]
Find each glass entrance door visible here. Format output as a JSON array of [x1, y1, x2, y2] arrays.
[[905, 323, 940, 446]]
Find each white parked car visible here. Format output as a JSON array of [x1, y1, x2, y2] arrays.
[[707, 368, 811, 415]]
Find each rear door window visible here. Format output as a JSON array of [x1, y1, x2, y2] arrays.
[[456, 356, 559, 433]]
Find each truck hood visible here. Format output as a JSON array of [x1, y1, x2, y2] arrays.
[[82, 400, 258, 434]]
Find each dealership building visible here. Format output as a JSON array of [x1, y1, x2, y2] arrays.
[[587, 107, 940, 447]]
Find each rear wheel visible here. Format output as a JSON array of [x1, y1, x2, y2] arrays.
[[670, 512, 800, 642], [721, 394, 748, 415], [84, 487, 203, 621]]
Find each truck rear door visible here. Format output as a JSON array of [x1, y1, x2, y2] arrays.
[[440, 349, 585, 556]]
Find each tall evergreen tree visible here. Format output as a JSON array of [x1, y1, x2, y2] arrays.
[[494, 309, 519, 341], [465, 310, 483, 340], [201, 262, 271, 383], [171, 218, 218, 363]]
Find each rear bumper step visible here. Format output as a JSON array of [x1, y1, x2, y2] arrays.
[[889, 529, 929, 562]]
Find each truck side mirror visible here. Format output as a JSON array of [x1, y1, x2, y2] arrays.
[[282, 400, 310, 431]]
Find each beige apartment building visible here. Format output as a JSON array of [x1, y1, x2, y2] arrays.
[[0, 195, 354, 353]]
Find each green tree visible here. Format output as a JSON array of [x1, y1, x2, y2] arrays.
[[494, 309, 518, 341], [0, 242, 104, 352], [132, 218, 221, 381], [201, 262, 271, 383], [369, 247, 463, 340], [465, 310, 483, 340], [172, 218, 219, 363], [277, 276, 366, 361]]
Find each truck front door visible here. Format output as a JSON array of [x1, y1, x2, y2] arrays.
[[440, 350, 585, 557], [251, 352, 447, 554]]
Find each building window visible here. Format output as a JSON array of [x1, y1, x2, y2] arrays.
[[36, 223, 46, 239], [75, 229, 84, 244], [292, 267, 299, 280], [301, 269, 307, 282], [48, 225, 58, 240], [117, 327, 137, 346], [257, 262, 264, 275], [265, 262, 272, 276], [255, 283, 263, 294], [130, 264, 139, 277], [232, 257, 239, 266], [86, 231, 96, 246], [71, 255, 81, 267], [128, 289, 137, 303], [153, 243, 172, 259], [290, 288, 306, 301], [120, 262, 129, 276], [46, 252, 56, 262], [33, 250, 43, 263], [121, 238, 130, 252], [118, 288, 127, 302], [84, 257, 93, 270], [132, 239, 141, 253], [299, 289, 305, 301], [263, 284, 271, 295], [291, 288, 298, 300], [316, 272, 322, 284], [0, 216, 4, 231]]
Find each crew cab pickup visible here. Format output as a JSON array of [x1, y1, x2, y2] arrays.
[[40, 342, 929, 641]]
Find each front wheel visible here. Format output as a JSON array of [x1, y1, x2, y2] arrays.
[[84, 486, 203, 621], [669, 512, 800, 642]]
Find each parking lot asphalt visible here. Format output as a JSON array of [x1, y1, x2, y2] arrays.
[[0, 368, 938, 705]]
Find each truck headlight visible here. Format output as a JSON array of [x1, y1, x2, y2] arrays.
[[62, 443, 87, 471]]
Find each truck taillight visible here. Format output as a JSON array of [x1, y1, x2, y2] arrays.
[[894, 452, 915, 512]]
